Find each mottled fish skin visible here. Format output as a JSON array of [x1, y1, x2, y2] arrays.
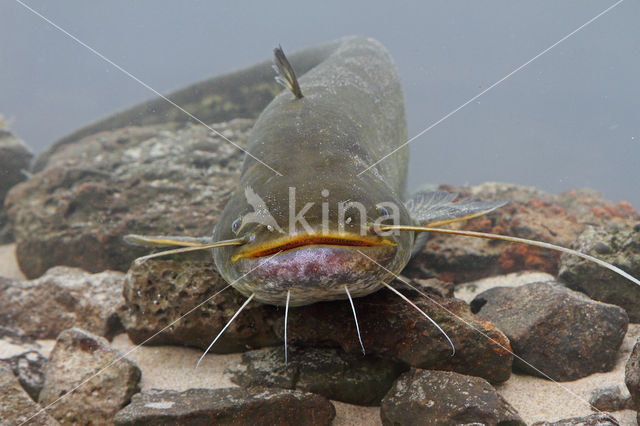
[[213, 36, 415, 306]]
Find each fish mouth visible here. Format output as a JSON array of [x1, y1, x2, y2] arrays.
[[231, 233, 396, 262]]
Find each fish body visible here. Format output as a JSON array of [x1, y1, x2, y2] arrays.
[[213, 37, 415, 306]]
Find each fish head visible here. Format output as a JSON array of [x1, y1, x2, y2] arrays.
[[212, 172, 414, 306]]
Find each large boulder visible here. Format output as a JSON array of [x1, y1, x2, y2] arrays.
[[6, 120, 250, 278]]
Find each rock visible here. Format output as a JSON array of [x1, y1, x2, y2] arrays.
[[113, 387, 335, 426], [38, 328, 141, 424], [0, 130, 33, 244], [6, 119, 251, 278], [123, 258, 511, 382], [406, 182, 639, 284], [625, 337, 640, 409], [559, 224, 640, 322], [455, 270, 555, 303], [471, 281, 628, 381], [380, 368, 524, 425], [532, 412, 620, 426], [589, 385, 632, 412], [0, 266, 125, 339], [284, 285, 513, 383], [0, 361, 60, 425], [228, 346, 408, 406], [120, 258, 280, 353], [2, 349, 47, 401], [0, 329, 50, 401]]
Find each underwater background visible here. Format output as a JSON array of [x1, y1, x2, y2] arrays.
[[1, 0, 638, 207]]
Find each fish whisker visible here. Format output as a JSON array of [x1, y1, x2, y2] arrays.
[[379, 281, 455, 356], [195, 293, 255, 370], [378, 224, 640, 287], [344, 285, 365, 356], [284, 289, 291, 366]]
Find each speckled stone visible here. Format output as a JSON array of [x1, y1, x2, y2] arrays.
[[113, 387, 335, 426], [0, 361, 59, 425], [559, 224, 640, 321], [471, 281, 628, 381], [380, 368, 524, 425], [0, 266, 125, 340], [406, 183, 638, 284], [228, 346, 408, 405], [120, 258, 281, 353], [38, 328, 141, 425], [6, 119, 251, 278], [532, 413, 620, 426]]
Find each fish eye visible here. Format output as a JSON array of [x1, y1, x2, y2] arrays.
[[377, 206, 390, 217], [231, 217, 241, 234], [267, 225, 274, 232]]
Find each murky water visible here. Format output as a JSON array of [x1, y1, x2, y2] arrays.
[[1, 2, 639, 424], [1, 1, 638, 206]]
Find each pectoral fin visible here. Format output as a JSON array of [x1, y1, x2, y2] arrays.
[[123, 234, 213, 248], [405, 190, 507, 226]]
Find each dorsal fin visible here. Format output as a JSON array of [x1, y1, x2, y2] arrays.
[[273, 45, 304, 99]]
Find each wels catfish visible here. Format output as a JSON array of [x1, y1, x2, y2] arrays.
[[124, 36, 640, 365]]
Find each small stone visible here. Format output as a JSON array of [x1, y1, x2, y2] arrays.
[[559, 225, 640, 322], [589, 385, 632, 412], [471, 281, 628, 381], [112, 387, 335, 426], [0, 361, 59, 425], [380, 368, 525, 425], [120, 258, 280, 353], [532, 412, 620, 426], [228, 346, 408, 406], [0, 130, 33, 244], [625, 337, 640, 409], [0, 267, 125, 339], [38, 328, 141, 424]]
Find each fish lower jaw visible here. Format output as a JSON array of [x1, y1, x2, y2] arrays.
[[233, 280, 384, 307], [229, 245, 399, 306]]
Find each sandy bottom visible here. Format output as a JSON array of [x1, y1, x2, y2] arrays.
[[1, 243, 637, 424]]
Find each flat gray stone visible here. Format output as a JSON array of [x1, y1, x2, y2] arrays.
[[532, 412, 620, 426], [113, 387, 335, 426]]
